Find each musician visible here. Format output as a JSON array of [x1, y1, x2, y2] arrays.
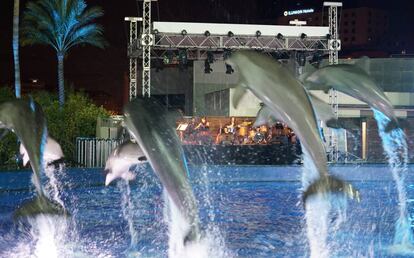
[[195, 117, 210, 132], [225, 117, 237, 135], [195, 117, 212, 144], [183, 117, 197, 143], [254, 126, 267, 144]]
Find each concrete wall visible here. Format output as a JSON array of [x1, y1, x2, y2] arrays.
[[148, 66, 193, 114], [193, 60, 238, 115]]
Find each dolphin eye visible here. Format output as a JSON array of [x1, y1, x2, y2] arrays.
[[138, 156, 147, 161]]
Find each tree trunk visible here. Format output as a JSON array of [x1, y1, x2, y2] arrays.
[[57, 52, 65, 107], [13, 0, 21, 98]]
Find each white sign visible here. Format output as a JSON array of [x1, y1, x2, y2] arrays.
[[284, 8, 314, 16]]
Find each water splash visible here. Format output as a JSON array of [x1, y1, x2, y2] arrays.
[[117, 180, 139, 254], [373, 109, 414, 252], [44, 164, 65, 208], [301, 149, 331, 258], [163, 190, 231, 258]]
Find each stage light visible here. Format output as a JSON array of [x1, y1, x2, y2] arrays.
[[297, 52, 306, 66], [163, 50, 174, 64], [256, 30, 261, 37], [154, 58, 163, 72], [228, 31, 234, 37], [204, 59, 212, 73], [225, 64, 234, 74], [204, 30, 210, 37], [207, 52, 214, 63], [178, 49, 188, 70], [181, 29, 187, 36], [326, 33, 331, 40], [309, 51, 324, 68], [276, 33, 283, 39], [153, 29, 159, 34], [300, 33, 307, 39], [223, 49, 232, 60]]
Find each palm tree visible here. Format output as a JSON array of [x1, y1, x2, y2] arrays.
[[13, 0, 21, 98], [21, 0, 106, 107]]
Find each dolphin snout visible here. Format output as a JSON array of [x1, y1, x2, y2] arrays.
[[104, 170, 114, 186]]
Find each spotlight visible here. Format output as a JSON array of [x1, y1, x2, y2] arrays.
[[181, 29, 187, 36], [204, 59, 212, 74], [228, 31, 234, 37], [225, 64, 234, 74], [163, 50, 174, 64], [153, 29, 159, 35], [207, 52, 214, 63], [297, 52, 306, 66], [154, 58, 163, 72], [310, 51, 324, 68], [326, 34, 331, 40], [178, 49, 188, 70], [223, 49, 232, 60], [276, 33, 283, 39], [204, 30, 210, 37], [300, 33, 307, 39], [256, 30, 261, 37]]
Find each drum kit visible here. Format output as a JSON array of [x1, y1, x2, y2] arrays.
[[218, 120, 270, 145]]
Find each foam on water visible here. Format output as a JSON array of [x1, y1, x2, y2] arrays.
[[373, 109, 414, 253]]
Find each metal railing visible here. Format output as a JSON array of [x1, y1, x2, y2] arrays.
[[76, 138, 123, 168]]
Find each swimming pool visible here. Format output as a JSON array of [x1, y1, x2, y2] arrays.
[[0, 165, 413, 257]]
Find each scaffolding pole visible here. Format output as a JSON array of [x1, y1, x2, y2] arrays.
[[125, 17, 141, 100], [324, 1, 342, 162], [141, 0, 156, 97]]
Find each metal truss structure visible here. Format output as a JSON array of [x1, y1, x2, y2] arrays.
[[325, 1, 342, 162], [125, 17, 141, 100]]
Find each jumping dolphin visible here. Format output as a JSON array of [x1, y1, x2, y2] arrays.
[[104, 140, 148, 186], [123, 98, 201, 244], [303, 63, 398, 132], [0, 99, 65, 218], [20, 136, 64, 167], [226, 50, 359, 203]]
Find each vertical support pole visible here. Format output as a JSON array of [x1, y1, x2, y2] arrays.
[[125, 17, 140, 100], [324, 2, 342, 162], [141, 0, 154, 97], [361, 121, 367, 160]]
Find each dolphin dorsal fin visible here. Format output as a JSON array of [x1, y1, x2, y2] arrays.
[[232, 84, 247, 109], [354, 56, 371, 74]]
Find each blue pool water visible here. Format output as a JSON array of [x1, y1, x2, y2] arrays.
[[0, 165, 413, 257]]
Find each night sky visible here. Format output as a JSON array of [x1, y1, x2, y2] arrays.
[[0, 0, 413, 110]]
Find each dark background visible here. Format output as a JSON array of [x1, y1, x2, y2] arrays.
[[0, 0, 413, 110]]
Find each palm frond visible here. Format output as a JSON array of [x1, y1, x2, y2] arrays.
[[21, 0, 106, 54]]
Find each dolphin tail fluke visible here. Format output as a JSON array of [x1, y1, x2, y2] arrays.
[[13, 194, 67, 220], [385, 119, 400, 133], [302, 175, 360, 206]]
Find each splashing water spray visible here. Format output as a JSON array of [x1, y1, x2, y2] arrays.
[[373, 109, 414, 253]]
